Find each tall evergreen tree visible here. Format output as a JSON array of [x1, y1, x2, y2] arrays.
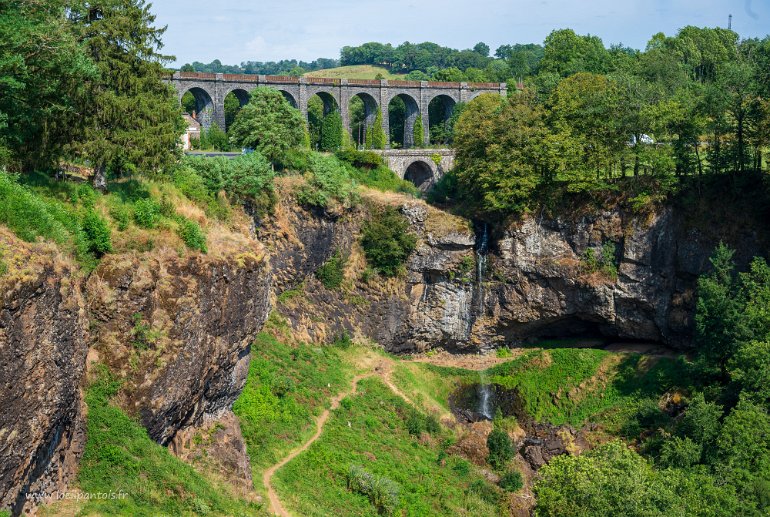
[[68, 0, 184, 188]]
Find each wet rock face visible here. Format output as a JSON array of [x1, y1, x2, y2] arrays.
[[0, 235, 88, 514], [87, 249, 271, 445]]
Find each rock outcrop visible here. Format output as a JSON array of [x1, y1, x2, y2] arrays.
[[0, 231, 88, 514], [262, 189, 767, 352], [87, 246, 271, 444]]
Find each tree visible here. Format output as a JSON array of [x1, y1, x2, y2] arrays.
[[367, 110, 386, 150], [229, 87, 306, 161], [473, 42, 490, 57], [319, 111, 343, 152], [454, 91, 558, 216], [695, 244, 741, 379], [412, 115, 424, 148], [540, 29, 610, 77], [69, 0, 184, 188], [0, 0, 94, 171]]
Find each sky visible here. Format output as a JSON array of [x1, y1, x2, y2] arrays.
[[151, 0, 770, 66]]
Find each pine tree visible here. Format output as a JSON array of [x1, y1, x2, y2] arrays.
[[320, 111, 342, 151], [413, 114, 424, 148], [68, 0, 184, 188], [370, 110, 387, 149]]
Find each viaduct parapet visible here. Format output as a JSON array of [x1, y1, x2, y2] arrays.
[[168, 72, 506, 149]]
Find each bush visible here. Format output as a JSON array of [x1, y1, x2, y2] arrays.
[[335, 149, 384, 169], [406, 412, 424, 436], [81, 209, 112, 256], [109, 204, 131, 231], [499, 469, 524, 492], [346, 465, 400, 515], [315, 251, 346, 289], [360, 207, 417, 277], [487, 428, 514, 470], [177, 219, 207, 253], [425, 414, 441, 434], [467, 479, 500, 505], [296, 154, 357, 209], [133, 198, 162, 228]]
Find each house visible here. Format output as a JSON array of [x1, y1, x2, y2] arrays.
[[181, 113, 201, 150]]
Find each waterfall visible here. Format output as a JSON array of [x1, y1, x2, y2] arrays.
[[477, 369, 493, 420], [474, 222, 489, 316]]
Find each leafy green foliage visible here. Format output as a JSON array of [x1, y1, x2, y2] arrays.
[[413, 114, 424, 148], [77, 365, 257, 516], [320, 111, 343, 152], [360, 207, 417, 277], [535, 440, 739, 516], [133, 198, 162, 229], [315, 251, 346, 290], [296, 154, 357, 209], [177, 219, 207, 253], [192, 122, 230, 151], [582, 242, 619, 279], [346, 465, 400, 515], [81, 209, 112, 255], [499, 469, 523, 492], [487, 428, 514, 470], [229, 87, 306, 162]]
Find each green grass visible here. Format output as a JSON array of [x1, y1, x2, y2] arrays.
[[305, 65, 405, 80], [273, 378, 503, 516], [391, 362, 474, 415], [487, 348, 690, 428], [73, 366, 258, 516], [233, 333, 355, 482]]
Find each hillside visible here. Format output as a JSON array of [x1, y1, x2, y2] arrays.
[[304, 65, 405, 80]]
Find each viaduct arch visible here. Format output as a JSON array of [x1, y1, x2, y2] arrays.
[[168, 72, 506, 149]]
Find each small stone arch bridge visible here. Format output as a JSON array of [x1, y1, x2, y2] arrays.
[[167, 72, 505, 149], [373, 149, 454, 191]]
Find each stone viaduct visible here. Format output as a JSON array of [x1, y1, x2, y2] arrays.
[[373, 149, 454, 191], [168, 72, 506, 149]]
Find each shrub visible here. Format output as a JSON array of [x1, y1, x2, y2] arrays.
[[406, 412, 424, 436], [467, 479, 500, 504], [335, 149, 384, 169], [360, 207, 417, 277], [487, 428, 514, 469], [177, 219, 207, 253], [297, 154, 357, 209], [425, 414, 441, 434], [133, 198, 162, 228], [582, 241, 618, 279], [81, 209, 112, 256], [499, 469, 524, 492], [315, 251, 346, 289], [346, 465, 400, 515], [182, 153, 275, 210], [109, 204, 131, 231]]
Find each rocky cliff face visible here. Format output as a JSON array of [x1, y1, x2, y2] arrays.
[[0, 231, 88, 515], [0, 234, 271, 514], [87, 246, 272, 445], [262, 190, 766, 352]]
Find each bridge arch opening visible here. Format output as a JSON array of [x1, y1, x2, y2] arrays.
[[308, 92, 341, 151], [388, 93, 419, 149], [180, 87, 214, 128], [349, 93, 379, 149], [404, 160, 435, 191], [224, 89, 250, 130], [278, 90, 298, 109], [428, 95, 457, 146]]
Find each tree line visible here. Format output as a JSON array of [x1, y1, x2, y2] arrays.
[[180, 57, 340, 77], [441, 27, 770, 218]]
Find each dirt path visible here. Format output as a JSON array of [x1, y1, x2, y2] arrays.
[[263, 360, 415, 517]]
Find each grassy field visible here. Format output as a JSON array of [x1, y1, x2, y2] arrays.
[[40, 367, 258, 517], [273, 377, 504, 516], [488, 348, 690, 429], [390, 361, 475, 417], [305, 65, 406, 80], [233, 331, 361, 495]]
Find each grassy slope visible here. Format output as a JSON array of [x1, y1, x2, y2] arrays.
[[488, 348, 690, 429], [40, 369, 258, 517], [273, 378, 502, 516], [305, 65, 405, 80], [391, 361, 474, 417], [233, 330, 360, 496]]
